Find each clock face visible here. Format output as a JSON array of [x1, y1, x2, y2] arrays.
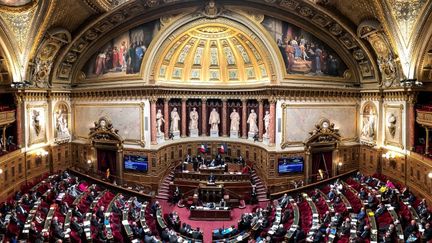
[[322, 121, 329, 128]]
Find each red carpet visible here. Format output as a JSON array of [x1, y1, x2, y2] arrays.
[[158, 200, 268, 241]]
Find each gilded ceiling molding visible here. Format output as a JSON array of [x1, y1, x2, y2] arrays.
[[371, 0, 432, 78], [413, 9, 432, 83], [27, 28, 71, 88], [0, 6, 36, 53], [357, 20, 402, 89], [0, 0, 38, 12], [51, 0, 379, 85]]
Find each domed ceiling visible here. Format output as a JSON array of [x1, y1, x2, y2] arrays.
[[153, 23, 271, 85]]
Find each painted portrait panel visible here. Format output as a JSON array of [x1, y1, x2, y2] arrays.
[[83, 20, 160, 79], [262, 16, 347, 77]]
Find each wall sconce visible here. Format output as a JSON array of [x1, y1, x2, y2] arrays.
[[87, 159, 92, 164], [428, 172, 432, 179], [0, 168, 3, 174], [35, 149, 49, 157], [382, 151, 396, 159], [338, 162, 343, 167]]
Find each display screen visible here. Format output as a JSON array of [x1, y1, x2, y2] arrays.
[[278, 157, 304, 174], [124, 155, 148, 172]]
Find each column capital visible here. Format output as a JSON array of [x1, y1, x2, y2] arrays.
[[257, 98, 264, 104], [149, 97, 158, 104], [269, 97, 277, 104], [181, 97, 188, 102], [241, 98, 247, 103], [221, 98, 228, 102], [163, 98, 170, 103], [201, 97, 207, 102]]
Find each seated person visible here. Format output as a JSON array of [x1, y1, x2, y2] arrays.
[[422, 223, 432, 242], [208, 173, 216, 183], [185, 154, 192, 163], [219, 198, 227, 208], [71, 216, 84, 237], [358, 188, 367, 200], [275, 224, 286, 237], [358, 225, 370, 239], [357, 208, 366, 220], [404, 220, 418, 240], [151, 201, 160, 216], [375, 203, 386, 217], [96, 205, 105, 220], [279, 193, 289, 208]]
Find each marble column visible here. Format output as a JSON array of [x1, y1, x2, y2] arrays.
[[242, 99, 247, 138], [407, 101, 415, 151], [269, 98, 276, 146], [258, 99, 264, 141], [201, 98, 207, 136], [426, 127, 430, 155], [14, 95, 23, 148], [150, 98, 157, 145], [164, 99, 169, 140], [222, 99, 228, 137], [181, 98, 187, 137]]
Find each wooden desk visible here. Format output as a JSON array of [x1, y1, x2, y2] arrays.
[[303, 193, 320, 240], [22, 200, 41, 238], [386, 205, 404, 242], [122, 197, 134, 239], [285, 197, 300, 240], [366, 209, 378, 243], [83, 213, 92, 241], [105, 193, 120, 240], [339, 193, 352, 211], [175, 171, 250, 182], [139, 202, 151, 234], [189, 207, 231, 221]]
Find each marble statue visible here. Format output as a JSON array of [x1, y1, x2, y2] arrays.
[[56, 110, 70, 137], [209, 108, 220, 132], [189, 107, 199, 130], [170, 107, 180, 133], [156, 109, 165, 136], [361, 115, 375, 139], [247, 109, 258, 134], [263, 110, 270, 138], [32, 110, 41, 136], [230, 109, 240, 132]]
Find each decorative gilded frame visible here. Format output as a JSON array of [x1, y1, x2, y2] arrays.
[[73, 103, 145, 147], [26, 103, 48, 146], [383, 104, 404, 149], [281, 103, 358, 148]]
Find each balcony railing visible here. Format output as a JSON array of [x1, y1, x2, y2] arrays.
[[416, 109, 432, 127], [0, 110, 15, 126]]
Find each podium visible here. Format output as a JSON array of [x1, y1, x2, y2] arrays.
[[199, 183, 223, 202]]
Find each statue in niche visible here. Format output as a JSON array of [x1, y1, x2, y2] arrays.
[[230, 109, 240, 132], [203, 0, 221, 18], [209, 108, 220, 132], [55, 109, 70, 138], [247, 109, 259, 134], [387, 113, 396, 138], [189, 107, 199, 130], [263, 110, 270, 138], [170, 107, 180, 133], [32, 110, 41, 136], [156, 109, 165, 136], [361, 105, 376, 140]]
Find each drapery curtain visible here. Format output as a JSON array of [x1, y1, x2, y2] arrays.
[[97, 149, 117, 175], [311, 151, 333, 181]]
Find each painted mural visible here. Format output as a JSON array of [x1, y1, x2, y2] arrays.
[[262, 17, 347, 77], [83, 20, 160, 79]]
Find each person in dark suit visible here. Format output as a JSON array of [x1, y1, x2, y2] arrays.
[[208, 173, 216, 183], [367, 193, 375, 208], [422, 223, 432, 242], [279, 193, 289, 208], [60, 202, 69, 216], [322, 211, 331, 225], [72, 206, 83, 219], [131, 221, 143, 238], [161, 228, 170, 242], [96, 205, 105, 220], [52, 217, 65, 240], [185, 154, 192, 163], [29, 222, 43, 243], [275, 224, 286, 237], [238, 155, 245, 167], [151, 201, 160, 216], [97, 224, 107, 243], [359, 225, 370, 239], [404, 220, 418, 240], [312, 230, 323, 242], [341, 218, 351, 235], [294, 227, 306, 243], [86, 191, 95, 204], [91, 214, 100, 228], [15, 203, 27, 216], [71, 217, 84, 238], [219, 198, 226, 207], [192, 158, 198, 171]]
